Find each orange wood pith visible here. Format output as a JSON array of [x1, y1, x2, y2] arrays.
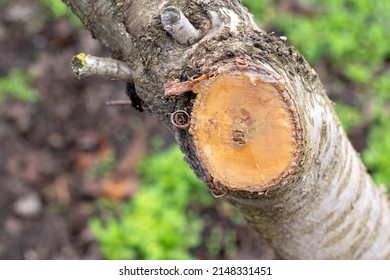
[[190, 69, 302, 191]]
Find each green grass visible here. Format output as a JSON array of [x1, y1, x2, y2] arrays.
[[241, 0, 274, 25], [89, 146, 213, 260], [363, 120, 390, 191], [39, 0, 81, 27], [0, 68, 39, 103], [334, 102, 363, 134]]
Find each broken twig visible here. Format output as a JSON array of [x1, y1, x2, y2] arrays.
[[71, 53, 133, 83]]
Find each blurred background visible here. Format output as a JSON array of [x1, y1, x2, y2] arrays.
[[0, 0, 389, 260]]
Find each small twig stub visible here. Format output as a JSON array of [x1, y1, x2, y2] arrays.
[[71, 53, 133, 83], [161, 6, 199, 45]]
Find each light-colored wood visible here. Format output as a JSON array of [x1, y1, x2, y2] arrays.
[[190, 69, 300, 191]]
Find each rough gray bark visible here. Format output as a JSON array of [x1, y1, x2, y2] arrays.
[[63, 0, 390, 259]]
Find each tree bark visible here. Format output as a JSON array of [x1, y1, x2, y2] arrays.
[[63, 0, 390, 259]]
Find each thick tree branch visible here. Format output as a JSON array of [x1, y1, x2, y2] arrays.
[[64, 0, 390, 259]]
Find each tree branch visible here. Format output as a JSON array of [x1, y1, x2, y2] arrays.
[[71, 53, 133, 83], [64, 0, 390, 259]]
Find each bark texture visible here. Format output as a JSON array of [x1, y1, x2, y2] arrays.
[[63, 0, 390, 259]]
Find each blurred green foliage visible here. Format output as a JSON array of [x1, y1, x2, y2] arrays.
[[0, 68, 39, 103], [276, 0, 390, 74], [362, 72, 390, 191], [90, 146, 213, 259], [243, 0, 390, 85], [243, 0, 390, 190], [39, 0, 81, 27], [334, 102, 363, 134], [241, 0, 274, 24], [206, 227, 237, 259], [363, 120, 390, 187]]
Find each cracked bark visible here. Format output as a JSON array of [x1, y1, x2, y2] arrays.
[[63, 0, 390, 259]]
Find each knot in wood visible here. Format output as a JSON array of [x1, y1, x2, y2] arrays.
[[232, 130, 246, 147]]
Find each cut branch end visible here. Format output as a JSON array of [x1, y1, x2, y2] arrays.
[[190, 68, 302, 192]]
